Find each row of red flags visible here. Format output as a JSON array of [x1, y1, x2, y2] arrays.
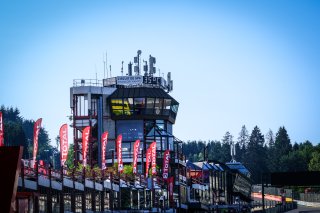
[[0, 112, 171, 179], [1, 112, 174, 202]]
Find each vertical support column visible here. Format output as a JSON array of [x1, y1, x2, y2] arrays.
[[262, 174, 265, 213], [71, 190, 75, 213], [82, 191, 86, 212], [34, 194, 39, 213], [97, 96, 103, 167], [46, 189, 52, 213], [178, 161, 181, 213], [91, 191, 96, 212], [130, 188, 133, 209], [82, 168, 86, 212], [73, 95, 78, 165], [101, 191, 105, 212], [110, 172, 114, 211], [60, 166, 64, 213], [144, 188, 147, 209], [119, 176, 122, 210], [151, 176, 154, 208], [92, 172, 96, 212], [137, 190, 140, 210]]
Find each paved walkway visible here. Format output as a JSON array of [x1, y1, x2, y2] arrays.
[[285, 205, 320, 212]]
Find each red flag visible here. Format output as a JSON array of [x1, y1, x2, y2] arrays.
[[168, 176, 174, 204], [0, 112, 4, 147], [116, 135, 123, 173], [162, 150, 170, 180], [82, 126, 91, 167], [59, 124, 68, 166], [32, 118, 42, 168], [101, 131, 108, 169], [145, 147, 151, 177], [133, 139, 140, 174], [150, 142, 157, 175]]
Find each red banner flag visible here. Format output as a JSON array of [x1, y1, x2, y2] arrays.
[[163, 150, 170, 180], [145, 147, 151, 178], [0, 112, 4, 147], [116, 134, 123, 173], [82, 126, 91, 167], [133, 139, 140, 174], [151, 142, 157, 175], [168, 176, 174, 204], [32, 118, 42, 168], [59, 124, 68, 166], [101, 131, 108, 169]]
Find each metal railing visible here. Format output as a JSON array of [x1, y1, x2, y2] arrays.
[[73, 79, 103, 87]]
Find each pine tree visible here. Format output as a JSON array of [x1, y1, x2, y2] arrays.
[[221, 132, 233, 162], [243, 126, 267, 183], [237, 125, 249, 148], [265, 129, 274, 147], [237, 125, 249, 162], [274, 126, 292, 163]]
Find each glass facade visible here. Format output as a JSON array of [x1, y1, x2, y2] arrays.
[[110, 96, 178, 123]]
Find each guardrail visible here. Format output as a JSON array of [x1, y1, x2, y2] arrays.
[[73, 79, 103, 87]]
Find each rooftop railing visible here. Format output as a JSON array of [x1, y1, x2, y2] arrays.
[[73, 79, 103, 87]]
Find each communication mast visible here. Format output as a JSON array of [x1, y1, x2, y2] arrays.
[[134, 50, 142, 75]]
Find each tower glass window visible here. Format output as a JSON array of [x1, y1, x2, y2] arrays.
[[154, 98, 163, 115], [111, 99, 123, 116], [146, 98, 155, 114], [134, 98, 145, 115]]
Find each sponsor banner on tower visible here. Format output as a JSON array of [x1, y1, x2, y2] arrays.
[[116, 75, 143, 86], [162, 150, 170, 180], [0, 112, 4, 146], [32, 118, 42, 168], [101, 131, 108, 169], [145, 147, 151, 178], [59, 124, 68, 166], [133, 139, 140, 174], [117, 134, 123, 173], [151, 142, 157, 175], [82, 126, 91, 167]]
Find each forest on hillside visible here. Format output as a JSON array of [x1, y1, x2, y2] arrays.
[[183, 125, 320, 183]]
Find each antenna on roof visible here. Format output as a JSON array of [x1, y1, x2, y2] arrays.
[[149, 55, 156, 76], [106, 52, 108, 78], [95, 64, 98, 84], [143, 60, 148, 76], [121, 61, 124, 76], [128, 62, 132, 76], [109, 65, 112, 77], [134, 50, 142, 75], [103, 54, 106, 79], [230, 142, 236, 163], [167, 72, 173, 92]]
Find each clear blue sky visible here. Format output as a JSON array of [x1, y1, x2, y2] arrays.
[[1, 0, 320, 145]]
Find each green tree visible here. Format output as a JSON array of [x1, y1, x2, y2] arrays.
[[237, 125, 249, 148], [275, 126, 292, 157], [220, 132, 233, 162], [243, 126, 267, 183], [309, 151, 320, 171], [265, 129, 274, 147], [279, 151, 307, 172], [237, 125, 249, 162], [66, 143, 74, 168], [272, 126, 292, 172]]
